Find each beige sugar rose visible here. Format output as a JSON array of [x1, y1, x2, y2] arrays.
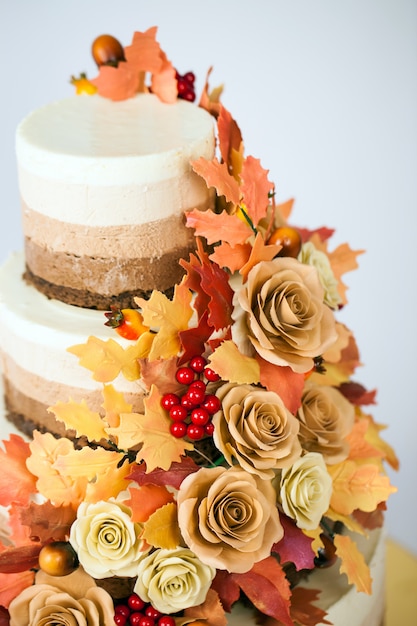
[[177, 465, 283, 573], [213, 382, 302, 479], [232, 257, 337, 373], [70, 500, 148, 579], [9, 567, 114, 626], [134, 547, 216, 614], [276, 452, 332, 530], [297, 381, 355, 464], [298, 241, 342, 309]]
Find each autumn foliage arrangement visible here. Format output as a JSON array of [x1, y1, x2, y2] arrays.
[[0, 28, 398, 626]]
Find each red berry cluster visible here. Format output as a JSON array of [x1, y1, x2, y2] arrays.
[[175, 70, 196, 102], [161, 355, 221, 441], [114, 593, 175, 626]]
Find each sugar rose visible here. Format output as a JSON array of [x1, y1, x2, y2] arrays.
[[9, 567, 114, 626], [232, 258, 337, 373], [213, 383, 301, 479], [276, 452, 332, 530], [177, 466, 283, 573], [70, 500, 147, 579], [297, 382, 355, 464], [298, 241, 342, 309], [134, 547, 215, 614]]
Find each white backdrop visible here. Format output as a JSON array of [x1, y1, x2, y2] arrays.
[[1, 1, 416, 555]]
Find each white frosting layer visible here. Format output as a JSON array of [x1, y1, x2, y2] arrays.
[[16, 93, 214, 226], [0, 252, 138, 395]]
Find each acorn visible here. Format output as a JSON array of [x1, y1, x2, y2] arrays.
[[38, 541, 79, 577], [92, 34, 125, 67], [268, 225, 302, 258]]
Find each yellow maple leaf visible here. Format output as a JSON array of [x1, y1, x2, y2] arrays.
[[48, 399, 108, 443], [135, 283, 193, 361], [143, 502, 181, 549], [85, 462, 133, 504], [334, 534, 372, 594], [102, 384, 133, 429], [106, 412, 147, 450], [326, 507, 366, 535], [113, 385, 193, 472], [362, 414, 400, 471], [329, 459, 397, 516], [52, 446, 125, 481], [68, 336, 143, 382], [208, 341, 260, 384]]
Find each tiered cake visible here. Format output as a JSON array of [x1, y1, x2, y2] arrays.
[[0, 28, 397, 626]]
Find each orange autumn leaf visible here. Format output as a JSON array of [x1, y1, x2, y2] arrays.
[[198, 66, 223, 118], [0, 435, 37, 507], [208, 341, 260, 385], [126, 484, 175, 523], [334, 533, 372, 594], [184, 589, 227, 626], [68, 336, 143, 382], [240, 156, 273, 227], [48, 399, 108, 444], [116, 386, 193, 472], [102, 384, 133, 429], [84, 461, 132, 504], [91, 62, 141, 101], [186, 208, 252, 246], [217, 105, 243, 175], [124, 27, 164, 74], [191, 157, 241, 206], [209, 241, 252, 273], [151, 51, 177, 104], [0, 570, 35, 609], [363, 417, 399, 471], [276, 198, 295, 222], [328, 459, 397, 516], [346, 420, 384, 461], [136, 282, 193, 361], [143, 502, 181, 549], [239, 232, 281, 281]]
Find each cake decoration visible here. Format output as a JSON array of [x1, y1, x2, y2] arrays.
[[0, 27, 398, 626]]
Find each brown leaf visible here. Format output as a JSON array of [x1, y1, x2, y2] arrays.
[[290, 587, 332, 625], [183, 588, 227, 626], [272, 514, 315, 571], [128, 456, 199, 490], [19, 501, 76, 542]]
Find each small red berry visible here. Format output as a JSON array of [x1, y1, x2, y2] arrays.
[[204, 422, 215, 436], [169, 405, 188, 422], [204, 367, 221, 382], [114, 615, 128, 626], [130, 613, 145, 626], [187, 424, 205, 440], [145, 606, 163, 620], [189, 380, 206, 391], [139, 617, 155, 626], [128, 594, 146, 612], [115, 605, 130, 618], [161, 393, 180, 410], [189, 355, 207, 372], [170, 422, 187, 438], [183, 91, 195, 102], [184, 71, 195, 84], [176, 367, 195, 385], [158, 618, 176, 626], [191, 407, 210, 426], [187, 387, 206, 406], [201, 394, 221, 415]]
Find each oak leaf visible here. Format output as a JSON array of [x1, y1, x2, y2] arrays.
[[48, 399, 108, 444], [179, 310, 213, 364], [143, 502, 181, 549], [329, 459, 397, 516], [0, 435, 37, 507], [186, 208, 252, 246], [208, 341, 260, 384], [19, 501, 76, 543], [135, 282, 193, 361], [334, 533, 372, 594], [126, 484, 175, 523], [240, 156, 273, 226], [68, 336, 142, 382]]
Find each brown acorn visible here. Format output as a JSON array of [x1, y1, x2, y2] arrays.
[[91, 34, 125, 67]]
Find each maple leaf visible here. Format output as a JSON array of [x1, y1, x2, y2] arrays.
[[239, 232, 281, 281], [179, 310, 213, 365], [151, 52, 177, 104], [117, 386, 193, 473], [186, 208, 252, 246], [90, 62, 141, 101], [139, 357, 180, 396], [325, 507, 367, 535], [272, 514, 315, 571], [289, 587, 332, 626], [208, 341, 260, 384], [0, 435, 37, 507], [240, 156, 273, 227], [124, 27, 164, 74], [231, 557, 293, 626], [217, 105, 243, 174], [353, 504, 386, 531], [143, 502, 181, 549], [48, 399, 108, 444], [68, 336, 142, 382], [334, 533, 372, 594], [258, 357, 305, 414], [126, 484, 175, 523], [135, 282, 193, 361], [0, 570, 34, 609], [329, 459, 397, 516], [183, 589, 227, 626], [19, 501, 76, 542], [361, 415, 399, 470], [84, 461, 133, 504], [345, 420, 384, 461], [128, 456, 199, 490], [102, 384, 133, 429], [192, 157, 241, 206], [210, 241, 252, 273], [339, 381, 377, 406]]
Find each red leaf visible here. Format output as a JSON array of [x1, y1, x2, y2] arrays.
[[183, 588, 227, 626], [272, 514, 315, 571], [0, 436, 37, 507], [298, 226, 335, 243], [290, 587, 332, 625], [211, 570, 241, 612], [339, 381, 377, 406], [0, 570, 34, 610], [0, 606, 9, 624], [0, 544, 41, 573], [258, 358, 304, 414], [179, 310, 213, 365], [128, 456, 199, 490], [231, 557, 292, 626], [240, 156, 273, 226]]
